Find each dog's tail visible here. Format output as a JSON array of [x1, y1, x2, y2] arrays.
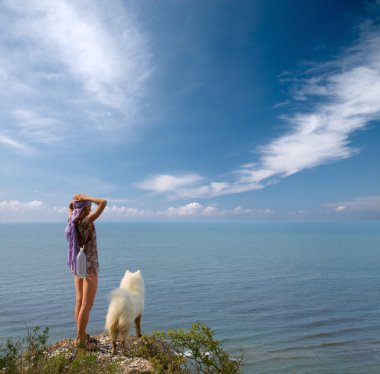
[[105, 288, 131, 334]]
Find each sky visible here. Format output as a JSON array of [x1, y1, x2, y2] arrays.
[[0, 0, 379, 222]]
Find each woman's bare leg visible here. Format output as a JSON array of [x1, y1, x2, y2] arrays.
[[76, 273, 98, 341], [74, 276, 83, 328]]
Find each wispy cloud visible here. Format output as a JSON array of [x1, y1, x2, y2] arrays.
[[107, 198, 132, 204], [0, 134, 35, 155], [12, 109, 63, 144], [137, 172, 263, 199], [0, 0, 153, 154], [8, 0, 151, 110], [136, 174, 204, 194], [138, 23, 380, 199]]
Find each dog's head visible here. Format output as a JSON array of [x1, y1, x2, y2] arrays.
[[120, 269, 145, 293]]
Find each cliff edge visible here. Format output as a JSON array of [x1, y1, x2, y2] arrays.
[[44, 334, 171, 374]]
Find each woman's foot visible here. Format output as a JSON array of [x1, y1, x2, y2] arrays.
[[76, 336, 97, 351]]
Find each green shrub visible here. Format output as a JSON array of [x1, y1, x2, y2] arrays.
[[141, 323, 242, 374], [167, 322, 242, 374], [127, 332, 185, 373], [24, 326, 49, 368], [0, 338, 22, 374]]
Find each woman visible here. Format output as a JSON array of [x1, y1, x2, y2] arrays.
[[65, 193, 107, 349]]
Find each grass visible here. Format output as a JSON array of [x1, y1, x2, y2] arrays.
[[0, 323, 242, 374]]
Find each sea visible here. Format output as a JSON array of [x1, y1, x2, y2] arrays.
[[0, 221, 380, 373]]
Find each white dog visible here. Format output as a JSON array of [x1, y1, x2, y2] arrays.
[[105, 270, 145, 355]]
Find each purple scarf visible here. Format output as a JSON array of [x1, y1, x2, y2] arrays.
[[65, 200, 91, 274]]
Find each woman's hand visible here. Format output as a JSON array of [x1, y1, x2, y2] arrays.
[[73, 193, 89, 202]]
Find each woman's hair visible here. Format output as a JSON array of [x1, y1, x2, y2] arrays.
[[76, 207, 89, 226]]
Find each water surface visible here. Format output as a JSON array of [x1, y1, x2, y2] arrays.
[[0, 221, 379, 373]]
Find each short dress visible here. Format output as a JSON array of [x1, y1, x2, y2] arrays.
[[77, 217, 99, 275]]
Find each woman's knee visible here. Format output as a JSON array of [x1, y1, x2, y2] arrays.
[[75, 296, 83, 305], [80, 300, 94, 311]]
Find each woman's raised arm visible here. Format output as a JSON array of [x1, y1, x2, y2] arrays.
[[73, 194, 107, 223]]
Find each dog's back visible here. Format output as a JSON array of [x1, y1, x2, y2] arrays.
[[105, 287, 144, 332], [105, 270, 145, 354]]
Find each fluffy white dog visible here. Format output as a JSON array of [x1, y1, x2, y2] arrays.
[[105, 270, 145, 355]]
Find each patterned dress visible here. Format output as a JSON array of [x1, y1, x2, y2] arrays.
[[77, 217, 99, 275]]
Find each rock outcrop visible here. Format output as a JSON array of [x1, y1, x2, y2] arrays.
[[45, 334, 156, 373]]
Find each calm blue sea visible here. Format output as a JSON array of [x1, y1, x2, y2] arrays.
[[0, 221, 380, 373]]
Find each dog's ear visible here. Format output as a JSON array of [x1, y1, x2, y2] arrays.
[[136, 270, 141, 274]]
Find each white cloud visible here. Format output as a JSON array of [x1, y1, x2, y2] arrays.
[[50, 206, 67, 214], [327, 196, 380, 213], [137, 24, 380, 199], [3, 0, 152, 110], [109, 205, 148, 217], [0, 200, 43, 211], [234, 27, 380, 186], [232, 206, 273, 217], [0, 0, 153, 155], [137, 173, 263, 198], [335, 205, 346, 212], [106, 202, 210, 218], [0, 199, 273, 221], [165, 202, 206, 216], [105, 202, 273, 219], [136, 174, 203, 194], [202, 206, 219, 215]]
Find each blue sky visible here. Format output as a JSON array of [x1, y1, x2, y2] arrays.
[[0, 0, 379, 222]]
